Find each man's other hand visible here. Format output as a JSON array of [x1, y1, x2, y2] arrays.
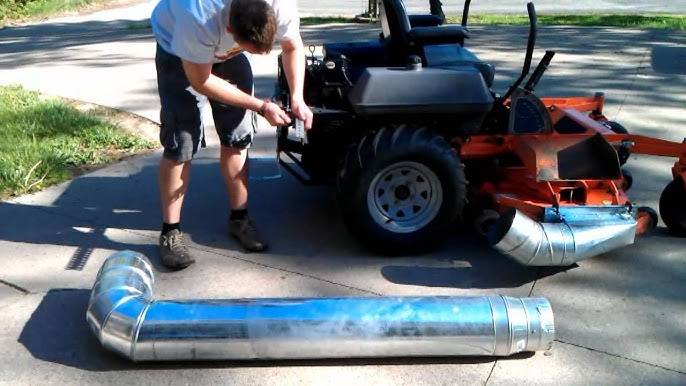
[[290, 97, 313, 130]]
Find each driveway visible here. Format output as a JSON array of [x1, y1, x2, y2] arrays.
[[0, 1, 685, 384]]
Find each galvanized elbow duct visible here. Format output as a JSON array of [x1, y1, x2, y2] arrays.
[[489, 206, 637, 266], [87, 251, 555, 361]]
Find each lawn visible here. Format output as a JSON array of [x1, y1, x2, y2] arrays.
[[0, 85, 156, 199], [0, 0, 110, 25]]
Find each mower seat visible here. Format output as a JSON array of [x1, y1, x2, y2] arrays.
[[380, 0, 468, 50], [408, 14, 444, 27], [380, 0, 495, 87], [320, 8, 443, 82]]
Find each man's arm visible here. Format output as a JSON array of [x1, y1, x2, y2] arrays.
[[280, 37, 313, 129], [181, 60, 291, 126]]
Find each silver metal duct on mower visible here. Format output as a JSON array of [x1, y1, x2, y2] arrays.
[[86, 251, 555, 361], [489, 205, 637, 266]]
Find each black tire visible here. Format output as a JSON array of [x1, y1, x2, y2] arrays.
[[474, 209, 500, 237], [636, 206, 658, 234], [608, 121, 628, 134], [607, 121, 630, 166], [620, 169, 633, 191], [659, 178, 686, 236], [337, 125, 467, 254]]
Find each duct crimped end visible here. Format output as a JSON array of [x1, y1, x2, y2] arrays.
[[86, 251, 154, 361], [519, 297, 555, 352], [492, 296, 555, 356]]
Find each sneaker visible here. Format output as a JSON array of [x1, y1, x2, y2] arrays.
[[159, 229, 195, 270], [229, 216, 267, 252]]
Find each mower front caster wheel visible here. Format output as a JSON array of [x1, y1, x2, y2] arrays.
[[620, 169, 633, 191], [635, 206, 658, 235], [659, 178, 686, 236], [474, 209, 500, 236], [606, 121, 630, 166]]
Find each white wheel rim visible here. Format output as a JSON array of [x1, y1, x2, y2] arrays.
[[367, 161, 443, 233]]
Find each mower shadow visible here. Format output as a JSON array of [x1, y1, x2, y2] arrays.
[[378, 225, 575, 289]]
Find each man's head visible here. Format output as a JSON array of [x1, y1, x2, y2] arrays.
[[224, 0, 277, 54]]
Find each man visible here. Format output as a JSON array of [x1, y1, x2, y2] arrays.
[[151, 0, 313, 270]]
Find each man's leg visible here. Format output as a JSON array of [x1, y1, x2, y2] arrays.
[[159, 158, 191, 224], [210, 53, 267, 252], [157, 158, 196, 270], [221, 145, 266, 252], [220, 146, 248, 211], [155, 44, 205, 269]]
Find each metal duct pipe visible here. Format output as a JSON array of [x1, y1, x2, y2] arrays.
[[87, 251, 555, 361], [489, 206, 637, 266]]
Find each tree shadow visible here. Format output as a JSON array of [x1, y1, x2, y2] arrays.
[[0, 19, 153, 67]]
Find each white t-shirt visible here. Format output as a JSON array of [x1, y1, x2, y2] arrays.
[[151, 0, 300, 63]]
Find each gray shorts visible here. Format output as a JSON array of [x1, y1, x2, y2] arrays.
[[155, 44, 256, 162]]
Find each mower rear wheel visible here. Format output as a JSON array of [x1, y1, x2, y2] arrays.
[[659, 178, 686, 236], [337, 125, 467, 254]]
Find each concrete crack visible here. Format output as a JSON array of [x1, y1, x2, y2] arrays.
[[190, 244, 383, 297], [484, 360, 497, 385], [555, 339, 686, 375], [613, 31, 655, 121], [0, 278, 30, 295], [528, 271, 540, 297]]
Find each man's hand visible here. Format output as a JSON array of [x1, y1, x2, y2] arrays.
[[290, 97, 313, 130], [182, 60, 282, 126], [260, 100, 291, 126]]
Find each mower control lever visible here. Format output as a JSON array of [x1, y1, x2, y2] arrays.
[[524, 50, 556, 92], [461, 0, 472, 27], [502, 2, 538, 101]]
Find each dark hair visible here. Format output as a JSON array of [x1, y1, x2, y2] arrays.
[[227, 0, 277, 53]]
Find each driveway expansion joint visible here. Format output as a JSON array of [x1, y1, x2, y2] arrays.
[[555, 339, 686, 375], [0, 278, 30, 295], [194, 246, 384, 297]]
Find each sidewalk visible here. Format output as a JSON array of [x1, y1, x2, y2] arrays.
[[0, 1, 685, 385]]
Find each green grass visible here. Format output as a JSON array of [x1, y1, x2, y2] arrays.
[[302, 14, 685, 30], [447, 14, 686, 30], [301, 16, 357, 25], [2, 1, 683, 30], [0, 85, 156, 199], [0, 0, 108, 25]]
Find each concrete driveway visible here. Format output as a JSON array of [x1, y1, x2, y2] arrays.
[[0, 1, 685, 384]]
